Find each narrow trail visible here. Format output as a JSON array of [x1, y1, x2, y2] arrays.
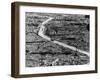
[[38, 17, 89, 56]]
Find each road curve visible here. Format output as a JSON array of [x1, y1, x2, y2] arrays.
[[38, 17, 53, 41], [38, 17, 89, 56]]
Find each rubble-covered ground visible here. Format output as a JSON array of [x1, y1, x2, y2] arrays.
[[25, 12, 90, 67]]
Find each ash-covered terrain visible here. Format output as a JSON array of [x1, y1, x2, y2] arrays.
[[25, 12, 90, 67]]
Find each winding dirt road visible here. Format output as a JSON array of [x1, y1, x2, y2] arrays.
[[38, 17, 89, 56]]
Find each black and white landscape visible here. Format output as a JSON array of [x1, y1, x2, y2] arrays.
[[25, 12, 90, 67]]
